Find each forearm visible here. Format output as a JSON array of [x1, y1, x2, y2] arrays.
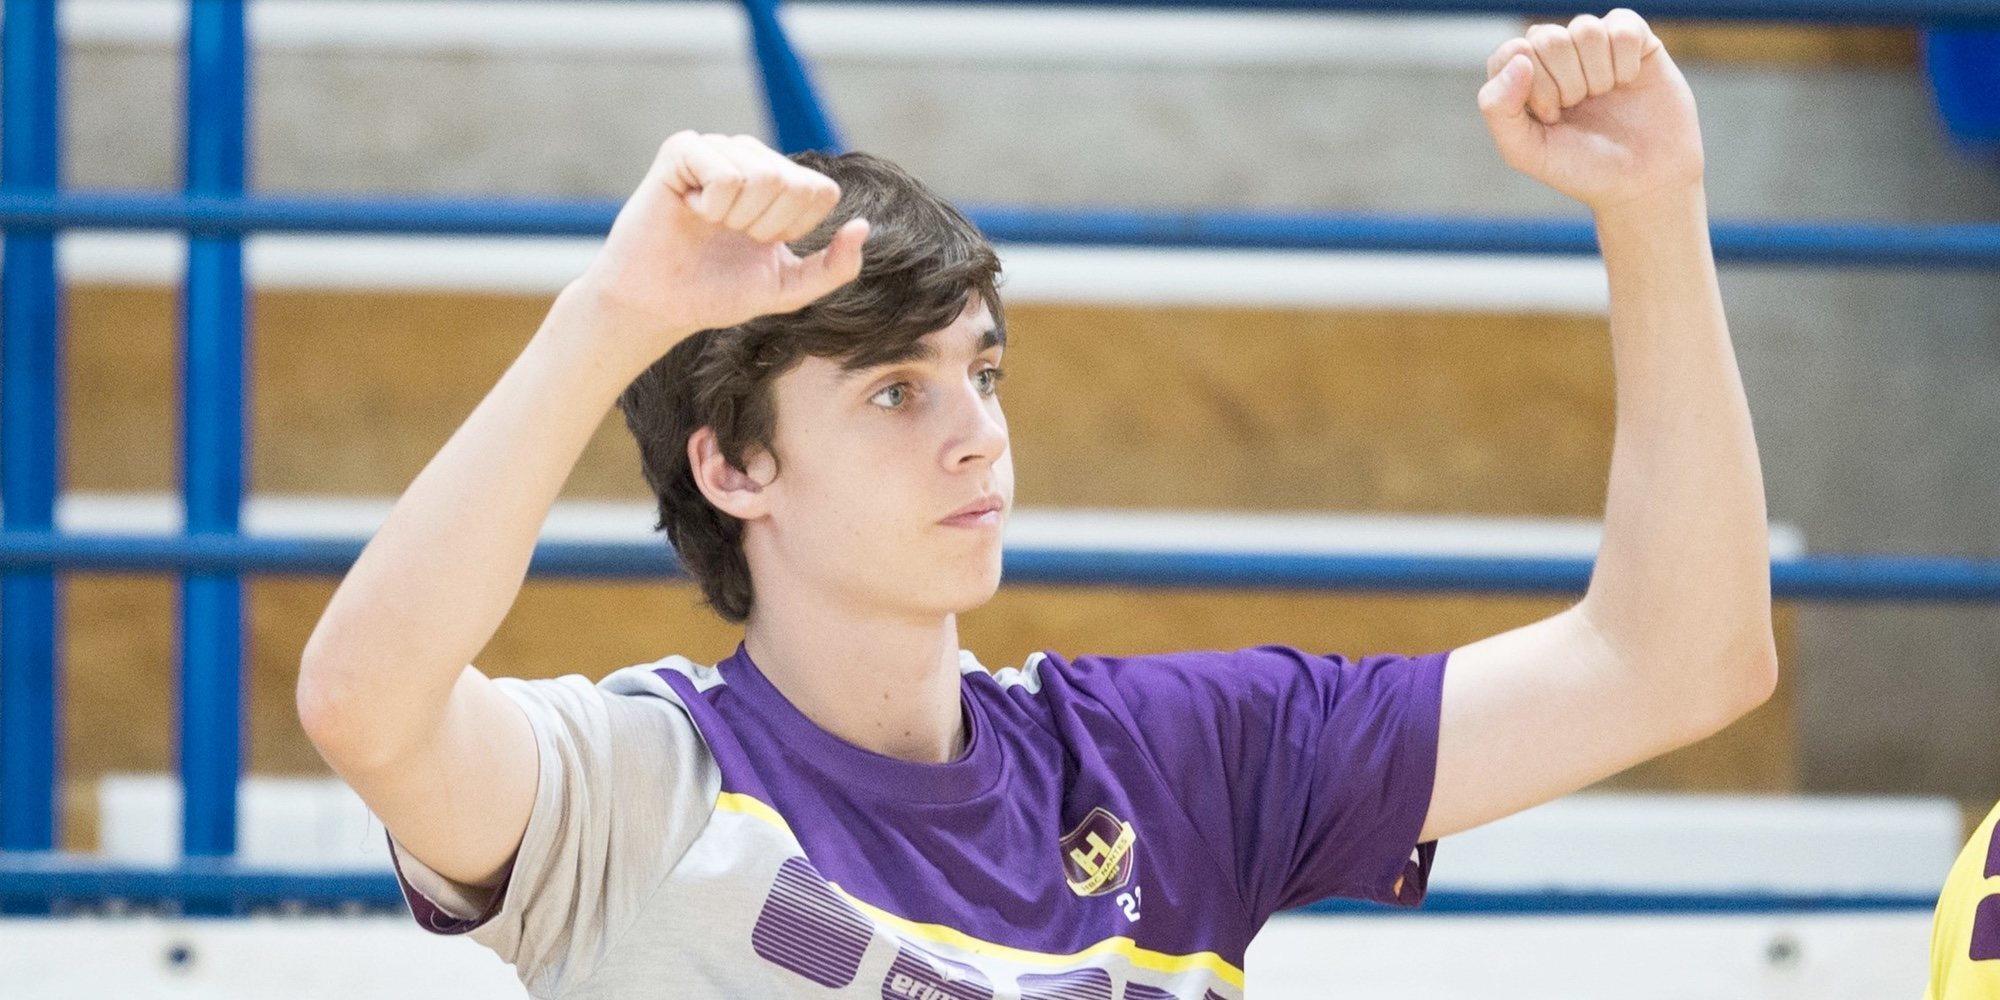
[[1579, 181, 1776, 709], [299, 282, 676, 751]]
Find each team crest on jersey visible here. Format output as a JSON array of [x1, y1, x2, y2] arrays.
[[1060, 806, 1136, 897]]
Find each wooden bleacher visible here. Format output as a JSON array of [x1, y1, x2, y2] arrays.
[[52, 286, 1797, 850]]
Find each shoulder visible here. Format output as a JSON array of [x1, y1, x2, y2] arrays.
[[1022, 644, 1444, 699], [967, 645, 1412, 731], [485, 655, 716, 766], [491, 654, 709, 711], [986, 646, 1448, 764]]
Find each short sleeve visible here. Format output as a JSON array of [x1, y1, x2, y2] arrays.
[[384, 671, 720, 996], [1059, 644, 1447, 927]]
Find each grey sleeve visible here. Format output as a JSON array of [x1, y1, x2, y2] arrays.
[[386, 671, 719, 997]]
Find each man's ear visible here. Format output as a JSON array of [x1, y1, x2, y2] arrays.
[[688, 426, 776, 520]]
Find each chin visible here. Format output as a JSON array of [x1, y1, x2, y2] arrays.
[[933, 566, 1004, 616]]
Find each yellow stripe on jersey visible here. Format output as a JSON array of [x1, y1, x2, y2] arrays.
[[830, 882, 1247, 989], [710, 790, 1249, 990], [715, 790, 792, 833], [1927, 799, 2000, 1000]]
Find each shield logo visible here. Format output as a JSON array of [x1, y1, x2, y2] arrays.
[[1059, 806, 1136, 897]]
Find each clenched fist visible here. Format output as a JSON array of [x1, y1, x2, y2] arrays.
[[1477, 10, 1705, 212], [574, 131, 871, 369]]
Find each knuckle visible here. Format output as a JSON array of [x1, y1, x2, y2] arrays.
[[787, 184, 822, 209]]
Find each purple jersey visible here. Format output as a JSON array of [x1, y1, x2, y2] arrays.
[[387, 643, 1447, 998]]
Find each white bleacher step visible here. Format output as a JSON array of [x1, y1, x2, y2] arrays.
[[95, 774, 1960, 895], [46, 0, 1521, 69], [48, 492, 1808, 560], [41, 232, 1613, 313]]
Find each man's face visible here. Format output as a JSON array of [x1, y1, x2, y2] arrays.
[[745, 296, 1012, 620]]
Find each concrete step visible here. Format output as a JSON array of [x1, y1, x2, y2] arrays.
[[47, 1, 1995, 224]]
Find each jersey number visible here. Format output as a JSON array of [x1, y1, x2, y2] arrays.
[[1116, 886, 1142, 923]]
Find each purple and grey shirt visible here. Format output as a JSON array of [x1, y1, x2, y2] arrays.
[[388, 643, 1448, 998]]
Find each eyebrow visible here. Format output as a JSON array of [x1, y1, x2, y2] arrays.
[[837, 326, 1006, 382]]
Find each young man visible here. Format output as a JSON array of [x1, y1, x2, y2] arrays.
[[298, 9, 1776, 998]]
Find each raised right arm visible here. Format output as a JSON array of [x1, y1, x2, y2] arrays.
[[297, 286, 662, 890], [295, 131, 869, 889]]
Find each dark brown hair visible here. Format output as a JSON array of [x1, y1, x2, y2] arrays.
[[617, 150, 1004, 624]]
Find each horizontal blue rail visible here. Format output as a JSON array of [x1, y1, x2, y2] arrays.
[[0, 191, 618, 235], [0, 853, 1941, 916], [0, 855, 405, 913], [794, 0, 2000, 26], [3, 192, 1998, 269], [971, 206, 2000, 268], [3, 531, 1998, 601]]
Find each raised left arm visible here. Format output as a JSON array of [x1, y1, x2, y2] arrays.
[[1418, 10, 1778, 844]]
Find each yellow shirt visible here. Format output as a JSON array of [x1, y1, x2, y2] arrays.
[[1927, 799, 2000, 999]]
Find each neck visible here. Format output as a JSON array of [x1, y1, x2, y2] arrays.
[[742, 596, 968, 765]]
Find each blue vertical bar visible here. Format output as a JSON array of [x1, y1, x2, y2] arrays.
[[739, 0, 842, 153], [180, 0, 247, 872], [1924, 29, 2000, 155], [1, 0, 66, 863]]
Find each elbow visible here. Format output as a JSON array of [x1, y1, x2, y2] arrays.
[[1684, 624, 1780, 743], [297, 633, 457, 776], [1731, 619, 1782, 715], [296, 609, 385, 758], [296, 620, 345, 736], [296, 649, 353, 760], [296, 663, 403, 776], [296, 633, 385, 771]]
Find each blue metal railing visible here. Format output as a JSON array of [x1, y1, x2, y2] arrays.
[[1, 532, 1998, 602], [2, 192, 1998, 268], [0, 850, 1942, 916], [0, 0, 62, 866], [1, 0, 1994, 914], [788, 0, 2000, 23], [179, 0, 250, 876]]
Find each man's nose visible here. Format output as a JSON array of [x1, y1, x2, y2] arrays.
[[943, 376, 1007, 468]]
